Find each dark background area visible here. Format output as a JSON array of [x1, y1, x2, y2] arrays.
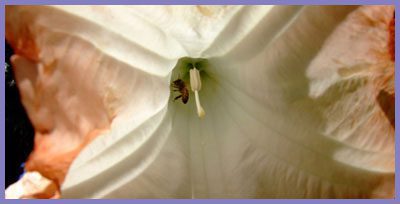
[[5, 41, 34, 188]]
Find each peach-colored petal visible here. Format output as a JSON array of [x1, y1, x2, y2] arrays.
[[6, 5, 172, 186]]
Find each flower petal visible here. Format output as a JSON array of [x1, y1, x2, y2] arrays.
[[6, 5, 394, 199], [202, 6, 302, 58], [62, 106, 193, 198], [201, 5, 394, 198], [6, 5, 175, 186], [124, 6, 245, 57]]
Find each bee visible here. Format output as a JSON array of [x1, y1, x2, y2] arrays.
[[171, 78, 189, 104]]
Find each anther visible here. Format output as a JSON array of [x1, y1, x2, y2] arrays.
[[190, 67, 205, 118]]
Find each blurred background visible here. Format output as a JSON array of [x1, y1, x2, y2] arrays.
[[5, 41, 34, 188]]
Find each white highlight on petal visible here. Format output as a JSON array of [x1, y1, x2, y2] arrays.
[[190, 68, 205, 118], [5, 171, 59, 199]]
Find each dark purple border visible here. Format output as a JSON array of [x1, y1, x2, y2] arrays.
[[1, 1, 398, 203]]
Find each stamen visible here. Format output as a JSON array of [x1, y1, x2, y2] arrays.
[[190, 67, 205, 118]]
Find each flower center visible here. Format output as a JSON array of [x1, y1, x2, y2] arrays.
[[171, 57, 208, 118]]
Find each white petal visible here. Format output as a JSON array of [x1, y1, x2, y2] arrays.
[[6, 5, 174, 185], [7, 5, 394, 199], [203, 5, 393, 197], [7, 5, 185, 76], [62, 106, 192, 198], [125, 6, 245, 57], [203, 6, 301, 58]]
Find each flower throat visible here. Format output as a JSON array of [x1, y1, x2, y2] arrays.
[[171, 57, 208, 118]]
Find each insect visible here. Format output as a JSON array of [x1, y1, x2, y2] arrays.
[[171, 78, 189, 104]]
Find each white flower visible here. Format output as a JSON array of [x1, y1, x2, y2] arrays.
[[6, 5, 394, 198]]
